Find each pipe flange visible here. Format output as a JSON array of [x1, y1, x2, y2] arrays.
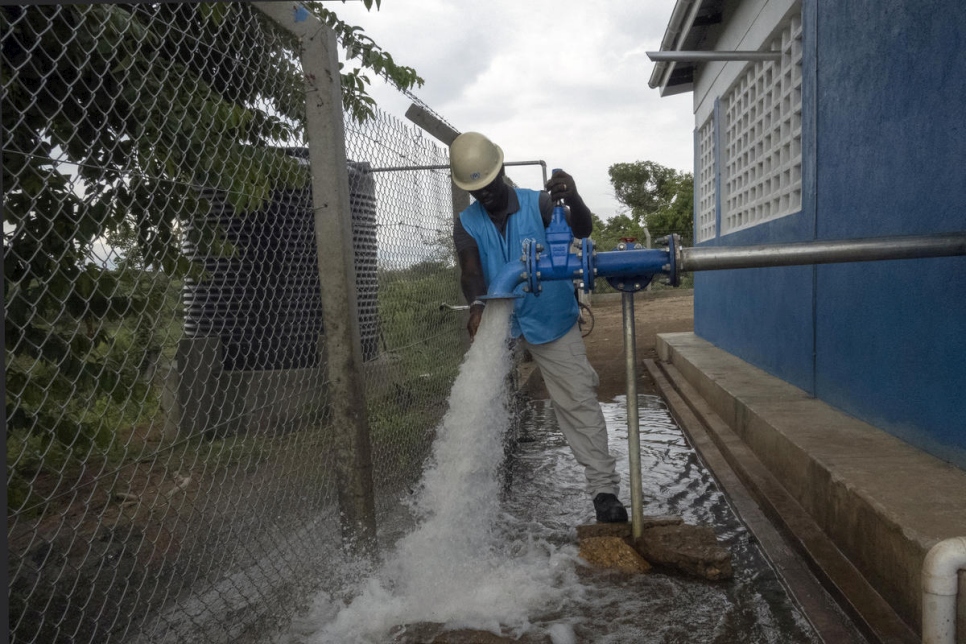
[[579, 237, 596, 293], [666, 233, 680, 287], [524, 239, 541, 295]]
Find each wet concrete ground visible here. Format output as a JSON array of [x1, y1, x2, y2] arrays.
[[382, 395, 825, 643]]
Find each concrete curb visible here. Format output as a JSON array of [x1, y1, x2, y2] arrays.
[[645, 358, 906, 643], [654, 332, 966, 642]]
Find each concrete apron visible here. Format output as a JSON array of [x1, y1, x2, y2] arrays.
[[651, 332, 966, 644]]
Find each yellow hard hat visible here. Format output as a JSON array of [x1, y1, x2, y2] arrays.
[[449, 132, 504, 191]]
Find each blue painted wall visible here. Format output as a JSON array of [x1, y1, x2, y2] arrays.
[[694, 0, 966, 468], [694, 215, 816, 394]]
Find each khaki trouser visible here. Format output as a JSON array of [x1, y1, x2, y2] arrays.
[[521, 323, 621, 498]]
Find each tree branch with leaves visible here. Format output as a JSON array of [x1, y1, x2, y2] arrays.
[[608, 160, 694, 244], [2, 1, 423, 502]]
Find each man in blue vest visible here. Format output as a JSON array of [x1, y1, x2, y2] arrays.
[[449, 131, 628, 524]]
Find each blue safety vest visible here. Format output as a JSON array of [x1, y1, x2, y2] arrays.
[[459, 188, 578, 344]]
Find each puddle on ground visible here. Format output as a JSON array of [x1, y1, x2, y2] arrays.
[[499, 395, 820, 643], [279, 302, 821, 643]]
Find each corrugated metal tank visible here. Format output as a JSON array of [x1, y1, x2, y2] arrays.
[[183, 155, 379, 370]]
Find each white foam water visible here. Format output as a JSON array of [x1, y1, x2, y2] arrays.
[[303, 300, 583, 643]]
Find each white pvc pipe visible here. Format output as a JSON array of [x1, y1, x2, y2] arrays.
[[922, 536, 966, 644]]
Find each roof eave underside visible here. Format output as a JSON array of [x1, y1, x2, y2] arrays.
[[649, 0, 725, 96]]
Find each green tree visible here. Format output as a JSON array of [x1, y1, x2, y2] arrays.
[[590, 213, 648, 252], [2, 2, 423, 505], [607, 161, 694, 245], [315, 2, 424, 123]]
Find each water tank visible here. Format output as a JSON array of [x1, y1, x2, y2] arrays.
[[348, 162, 380, 362], [183, 155, 380, 370]]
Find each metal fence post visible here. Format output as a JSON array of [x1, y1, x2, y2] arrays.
[[253, 2, 377, 556], [404, 102, 471, 295], [403, 103, 469, 222]]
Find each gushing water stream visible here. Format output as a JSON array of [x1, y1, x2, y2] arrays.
[[283, 301, 824, 643], [303, 302, 582, 643]]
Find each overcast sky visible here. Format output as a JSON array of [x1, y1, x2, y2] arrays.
[[329, 0, 695, 220]]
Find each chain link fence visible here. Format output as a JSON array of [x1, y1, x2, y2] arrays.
[[4, 4, 466, 641]]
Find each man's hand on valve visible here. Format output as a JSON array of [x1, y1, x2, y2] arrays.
[[546, 169, 578, 203]]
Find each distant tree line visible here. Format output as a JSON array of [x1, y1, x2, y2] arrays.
[[592, 160, 694, 252]]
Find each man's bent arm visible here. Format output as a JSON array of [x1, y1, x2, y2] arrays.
[[567, 195, 593, 239], [458, 247, 487, 304]]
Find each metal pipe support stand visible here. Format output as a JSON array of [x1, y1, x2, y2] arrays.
[[623, 292, 645, 540]]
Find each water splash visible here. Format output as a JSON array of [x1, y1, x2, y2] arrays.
[[282, 304, 822, 644], [310, 301, 582, 643]]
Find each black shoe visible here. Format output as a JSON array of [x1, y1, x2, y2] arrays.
[[593, 493, 628, 523]]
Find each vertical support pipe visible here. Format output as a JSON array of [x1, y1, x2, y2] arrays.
[[254, 3, 377, 556], [622, 292, 645, 540]]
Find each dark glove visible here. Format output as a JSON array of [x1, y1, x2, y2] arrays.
[[545, 169, 578, 203]]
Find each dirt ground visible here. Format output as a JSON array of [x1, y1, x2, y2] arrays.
[[523, 290, 695, 401]]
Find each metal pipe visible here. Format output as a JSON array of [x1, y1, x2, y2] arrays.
[[595, 248, 670, 280], [646, 50, 782, 62], [679, 233, 966, 273], [504, 160, 548, 187], [367, 163, 450, 173], [622, 292, 645, 541], [483, 259, 527, 300], [486, 232, 966, 300], [367, 159, 548, 186]]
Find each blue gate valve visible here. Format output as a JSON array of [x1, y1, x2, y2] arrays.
[[482, 180, 679, 300], [521, 195, 585, 295]]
